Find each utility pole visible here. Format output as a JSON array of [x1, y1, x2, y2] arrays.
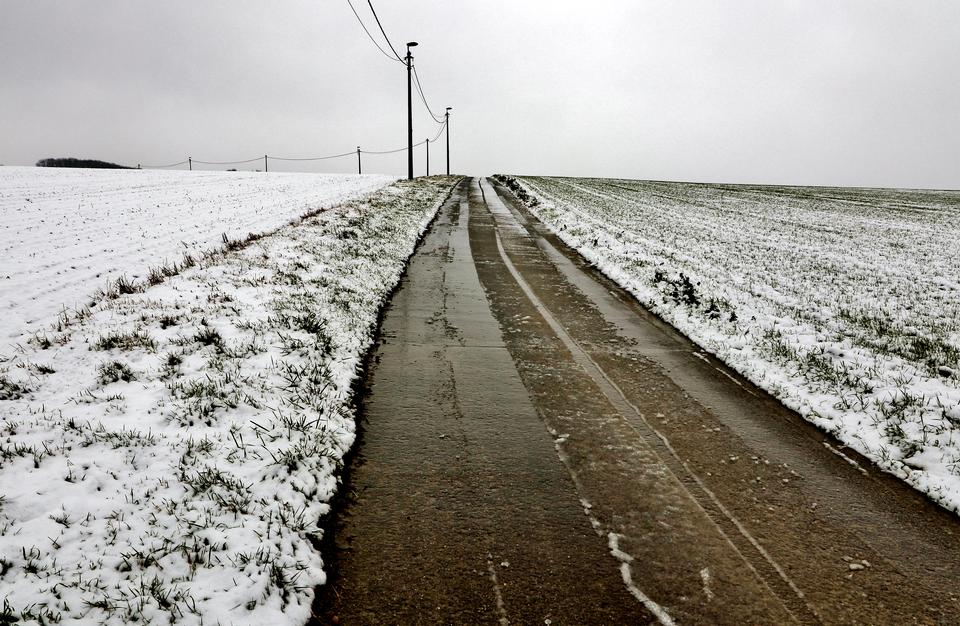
[[426, 138, 429, 176], [188, 157, 192, 171], [405, 41, 418, 181], [445, 107, 452, 175], [357, 147, 362, 175]]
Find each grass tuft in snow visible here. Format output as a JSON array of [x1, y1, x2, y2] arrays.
[[0, 376, 31, 401], [93, 330, 156, 352], [97, 361, 136, 385]]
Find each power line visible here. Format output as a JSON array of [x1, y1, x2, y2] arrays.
[[428, 119, 447, 143], [366, 124, 443, 154], [271, 150, 358, 162], [141, 160, 189, 169], [345, 0, 402, 63], [361, 145, 415, 155], [363, 135, 429, 155], [366, 0, 403, 62], [412, 65, 445, 124], [192, 157, 263, 165]]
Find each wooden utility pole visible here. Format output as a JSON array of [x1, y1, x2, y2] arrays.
[[445, 108, 452, 175], [406, 42, 418, 180]]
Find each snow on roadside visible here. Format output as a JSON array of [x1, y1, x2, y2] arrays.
[[499, 175, 960, 513], [0, 167, 397, 345], [0, 176, 459, 624]]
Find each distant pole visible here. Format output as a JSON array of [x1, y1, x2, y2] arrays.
[[357, 147, 362, 175], [405, 41, 418, 181], [445, 107, 452, 175], [426, 138, 429, 176], [188, 157, 192, 171], [264, 155, 268, 172]]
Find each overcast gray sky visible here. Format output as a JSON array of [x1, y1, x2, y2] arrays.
[[1, 1, 958, 188]]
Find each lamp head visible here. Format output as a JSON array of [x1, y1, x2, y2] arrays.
[[407, 41, 418, 48]]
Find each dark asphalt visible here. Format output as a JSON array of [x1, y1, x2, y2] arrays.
[[313, 178, 960, 625]]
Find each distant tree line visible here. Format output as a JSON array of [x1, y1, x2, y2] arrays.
[[36, 158, 133, 169]]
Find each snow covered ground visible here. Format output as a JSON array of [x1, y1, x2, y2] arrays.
[[501, 175, 960, 512], [0, 173, 458, 624], [0, 166, 396, 345]]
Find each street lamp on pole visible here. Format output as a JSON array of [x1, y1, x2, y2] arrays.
[[445, 107, 452, 175], [405, 41, 418, 181]]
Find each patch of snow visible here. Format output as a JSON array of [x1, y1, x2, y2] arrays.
[[607, 533, 675, 626], [0, 167, 396, 346]]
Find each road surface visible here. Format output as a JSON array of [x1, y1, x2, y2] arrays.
[[313, 178, 960, 625]]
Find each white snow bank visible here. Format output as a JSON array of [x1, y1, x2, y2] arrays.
[[508, 175, 960, 513], [0, 176, 459, 624]]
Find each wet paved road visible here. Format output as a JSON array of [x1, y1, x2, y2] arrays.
[[314, 178, 960, 625]]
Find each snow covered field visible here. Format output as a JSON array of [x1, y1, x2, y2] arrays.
[[0, 173, 458, 624], [0, 167, 396, 344], [502, 175, 960, 512]]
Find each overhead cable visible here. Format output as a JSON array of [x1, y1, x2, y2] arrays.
[[428, 120, 447, 142], [366, 0, 404, 61], [141, 160, 189, 169], [271, 150, 358, 162], [412, 65, 446, 124], [361, 145, 414, 155], [345, 0, 402, 63], [363, 139, 427, 155], [192, 157, 263, 165], [365, 122, 445, 154]]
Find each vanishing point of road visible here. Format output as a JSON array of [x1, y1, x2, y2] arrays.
[[314, 178, 960, 625]]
